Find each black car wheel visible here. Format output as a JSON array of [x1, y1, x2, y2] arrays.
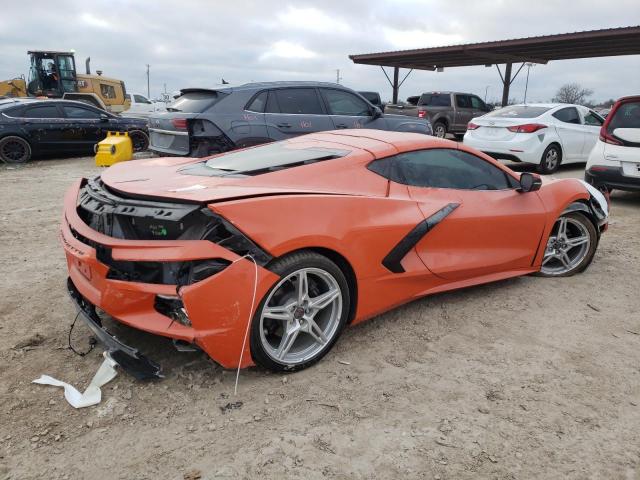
[[129, 130, 149, 152], [0, 136, 32, 164], [250, 251, 350, 372]]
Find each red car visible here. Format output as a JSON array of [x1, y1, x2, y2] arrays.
[[60, 130, 608, 377]]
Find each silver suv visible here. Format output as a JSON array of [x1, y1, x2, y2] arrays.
[[149, 82, 433, 157], [386, 91, 491, 139]]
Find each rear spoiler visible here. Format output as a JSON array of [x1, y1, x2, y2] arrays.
[[179, 87, 233, 96]]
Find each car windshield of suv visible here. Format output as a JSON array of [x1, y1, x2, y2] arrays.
[[168, 91, 226, 113], [193, 143, 351, 176], [485, 106, 551, 118], [608, 101, 640, 130]]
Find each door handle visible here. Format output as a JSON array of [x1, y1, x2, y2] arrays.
[[277, 123, 291, 128], [336, 124, 348, 129]]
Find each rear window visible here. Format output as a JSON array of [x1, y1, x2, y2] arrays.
[[419, 94, 451, 107], [608, 101, 640, 130], [485, 105, 551, 118], [191, 143, 350, 177], [168, 91, 225, 113]]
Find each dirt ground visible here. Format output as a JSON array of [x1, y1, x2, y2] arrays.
[[1, 155, 639, 480]]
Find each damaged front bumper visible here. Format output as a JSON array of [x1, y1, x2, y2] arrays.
[[60, 179, 280, 371], [67, 278, 162, 380]]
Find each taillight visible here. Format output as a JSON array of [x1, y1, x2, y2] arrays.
[[417, 110, 427, 118], [507, 123, 547, 133], [599, 125, 623, 145], [172, 118, 188, 130], [467, 122, 479, 130]]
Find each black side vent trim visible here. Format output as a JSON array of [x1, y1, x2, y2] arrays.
[[382, 202, 460, 274]]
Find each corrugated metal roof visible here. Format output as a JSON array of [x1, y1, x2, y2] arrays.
[[349, 26, 640, 69]]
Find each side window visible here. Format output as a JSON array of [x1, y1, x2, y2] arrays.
[[246, 91, 267, 112], [273, 88, 323, 115], [100, 84, 116, 99], [321, 89, 370, 116], [63, 105, 102, 119], [470, 96, 486, 110], [553, 107, 581, 124], [265, 90, 280, 113], [23, 105, 61, 118], [370, 149, 514, 190], [456, 95, 471, 108], [134, 94, 151, 104], [584, 110, 604, 126]]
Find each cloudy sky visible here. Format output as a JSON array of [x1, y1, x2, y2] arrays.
[[1, 0, 638, 104]]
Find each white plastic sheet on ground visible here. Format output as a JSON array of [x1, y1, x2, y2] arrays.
[[33, 352, 119, 408]]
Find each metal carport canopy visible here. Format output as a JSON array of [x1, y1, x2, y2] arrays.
[[349, 26, 640, 106]]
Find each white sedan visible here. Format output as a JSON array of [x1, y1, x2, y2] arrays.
[[463, 103, 604, 173]]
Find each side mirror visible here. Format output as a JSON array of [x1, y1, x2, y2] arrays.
[[371, 106, 382, 119], [100, 113, 109, 122], [518, 172, 542, 192]]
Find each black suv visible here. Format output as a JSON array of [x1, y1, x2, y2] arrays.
[[148, 81, 432, 157]]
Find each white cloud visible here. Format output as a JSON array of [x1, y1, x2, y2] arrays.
[[260, 41, 317, 61], [382, 27, 464, 50], [79, 12, 113, 30], [277, 6, 349, 33]]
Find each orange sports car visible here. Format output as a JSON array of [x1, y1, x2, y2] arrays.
[[60, 130, 608, 378]]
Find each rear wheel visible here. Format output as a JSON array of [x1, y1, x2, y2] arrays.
[[537, 212, 597, 277], [250, 251, 350, 372], [0, 136, 31, 164], [538, 144, 562, 174], [433, 121, 447, 139], [129, 130, 149, 152]]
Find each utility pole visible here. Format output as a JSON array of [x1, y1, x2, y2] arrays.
[[484, 85, 490, 103], [523, 63, 535, 104], [146, 64, 150, 99], [336, 69, 342, 84]]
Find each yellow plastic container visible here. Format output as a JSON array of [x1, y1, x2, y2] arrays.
[[95, 131, 133, 167]]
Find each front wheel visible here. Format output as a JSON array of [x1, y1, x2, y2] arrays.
[[537, 212, 598, 277], [250, 251, 350, 372]]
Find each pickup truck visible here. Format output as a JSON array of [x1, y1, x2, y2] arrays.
[[385, 91, 491, 139], [122, 93, 167, 118]]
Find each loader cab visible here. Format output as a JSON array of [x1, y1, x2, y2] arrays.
[[27, 51, 78, 97]]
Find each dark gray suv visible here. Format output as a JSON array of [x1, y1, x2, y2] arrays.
[[148, 81, 432, 157]]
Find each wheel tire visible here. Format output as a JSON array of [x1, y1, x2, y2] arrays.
[[0, 136, 32, 164], [250, 250, 350, 372], [536, 211, 598, 277], [433, 121, 447, 139], [537, 144, 562, 174], [129, 130, 149, 152]]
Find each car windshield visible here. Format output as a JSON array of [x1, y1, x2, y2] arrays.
[[167, 91, 226, 113], [485, 106, 551, 118], [189, 143, 351, 177]]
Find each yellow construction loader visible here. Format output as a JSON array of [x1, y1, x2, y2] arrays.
[[0, 51, 130, 113]]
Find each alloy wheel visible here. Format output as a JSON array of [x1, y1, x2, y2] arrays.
[[259, 267, 342, 366], [540, 216, 591, 275], [1, 139, 27, 163], [544, 148, 559, 171], [434, 124, 446, 138]]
